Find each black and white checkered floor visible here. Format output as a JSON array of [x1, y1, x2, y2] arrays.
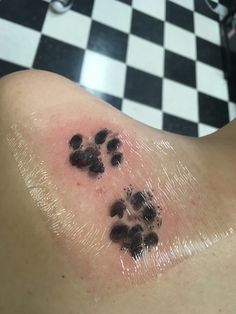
[[0, 0, 235, 136]]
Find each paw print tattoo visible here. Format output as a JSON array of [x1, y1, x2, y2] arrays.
[[68, 129, 123, 176], [68, 131, 162, 260], [109, 187, 162, 259]]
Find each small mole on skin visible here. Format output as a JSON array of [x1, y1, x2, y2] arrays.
[[131, 192, 146, 210], [144, 232, 158, 247], [110, 200, 126, 218], [95, 128, 109, 145], [69, 134, 83, 150], [110, 224, 129, 242], [107, 138, 121, 152], [111, 153, 123, 166], [142, 205, 157, 222]]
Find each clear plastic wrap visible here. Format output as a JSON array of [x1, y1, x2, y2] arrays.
[[7, 117, 235, 295]]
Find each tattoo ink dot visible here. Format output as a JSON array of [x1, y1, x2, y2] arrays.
[[107, 138, 121, 153], [111, 153, 123, 166], [89, 159, 104, 174], [129, 233, 143, 258], [69, 147, 100, 168], [144, 232, 159, 247], [128, 224, 143, 238], [131, 246, 143, 259], [130, 191, 146, 210], [69, 150, 86, 167], [110, 200, 126, 218], [95, 128, 109, 145], [130, 232, 142, 248], [110, 224, 129, 243], [124, 185, 133, 199], [69, 134, 83, 150], [84, 146, 100, 164], [156, 217, 162, 228], [142, 205, 157, 222]]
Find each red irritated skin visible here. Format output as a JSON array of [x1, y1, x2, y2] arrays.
[[5, 74, 236, 297]]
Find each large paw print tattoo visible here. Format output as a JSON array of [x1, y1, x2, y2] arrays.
[[109, 187, 162, 259], [68, 129, 123, 176]]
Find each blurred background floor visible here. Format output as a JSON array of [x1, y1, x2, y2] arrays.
[[0, 0, 235, 136]]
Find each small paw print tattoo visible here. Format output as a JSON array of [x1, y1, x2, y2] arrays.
[[109, 187, 162, 259], [68, 128, 124, 176]]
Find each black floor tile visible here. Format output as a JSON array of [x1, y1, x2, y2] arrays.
[[199, 92, 229, 128], [194, 0, 219, 21], [131, 9, 164, 45], [0, 0, 48, 31], [82, 86, 122, 110], [197, 37, 223, 69], [33, 35, 84, 82], [0, 59, 27, 78], [228, 79, 236, 103], [219, 0, 236, 9], [72, 0, 95, 16], [125, 67, 162, 108], [166, 1, 194, 32], [88, 21, 128, 62], [165, 50, 196, 88], [116, 0, 132, 5], [222, 48, 236, 96], [163, 113, 198, 136]]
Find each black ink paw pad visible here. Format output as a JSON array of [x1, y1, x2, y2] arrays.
[[68, 128, 124, 177], [69, 144, 104, 175], [106, 137, 123, 167], [109, 188, 162, 259]]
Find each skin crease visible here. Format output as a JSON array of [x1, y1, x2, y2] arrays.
[[0, 70, 236, 313]]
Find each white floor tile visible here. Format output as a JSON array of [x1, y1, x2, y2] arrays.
[[197, 61, 229, 101], [0, 18, 40, 67], [228, 102, 236, 121], [198, 123, 218, 137], [93, 0, 132, 33], [80, 50, 126, 98], [122, 99, 163, 129], [132, 0, 166, 21], [127, 35, 164, 77], [194, 12, 221, 45], [163, 78, 198, 122], [169, 0, 194, 10], [42, 9, 91, 49], [165, 22, 196, 60]]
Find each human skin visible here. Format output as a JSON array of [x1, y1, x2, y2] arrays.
[[0, 70, 235, 314]]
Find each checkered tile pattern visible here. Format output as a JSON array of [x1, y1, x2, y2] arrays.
[[0, 0, 235, 137]]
